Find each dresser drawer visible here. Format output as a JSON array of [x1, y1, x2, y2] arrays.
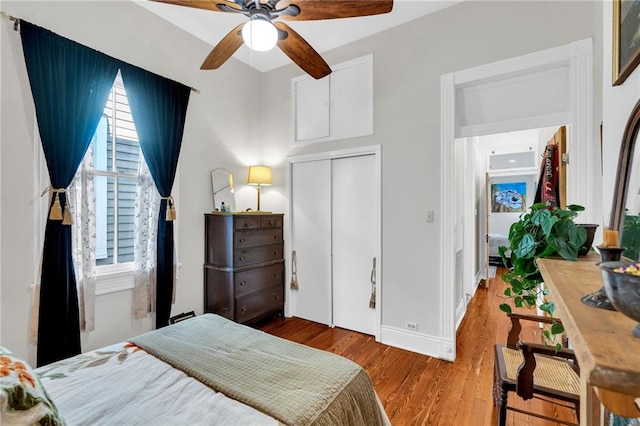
[[235, 263, 283, 297], [261, 216, 283, 229], [236, 285, 283, 323], [235, 229, 282, 249], [235, 243, 283, 267], [235, 217, 260, 230]]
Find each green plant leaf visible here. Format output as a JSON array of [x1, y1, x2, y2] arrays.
[[514, 296, 524, 307], [555, 342, 562, 352], [503, 288, 511, 297], [514, 233, 537, 258], [539, 301, 556, 315], [530, 203, 548, 211], [567, 204, 585, 212], [499, 303, 512, 314], [523, 294, 537, 307], [551, 322, 564, 335]]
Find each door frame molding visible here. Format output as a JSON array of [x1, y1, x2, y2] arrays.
[[441, 38, 594, 360], [285, 145, 382, 341]]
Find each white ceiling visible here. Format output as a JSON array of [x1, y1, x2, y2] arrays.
[[135, 0, 463, 72]]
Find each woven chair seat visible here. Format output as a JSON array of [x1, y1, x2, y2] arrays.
[[501, 346, 580, 396]]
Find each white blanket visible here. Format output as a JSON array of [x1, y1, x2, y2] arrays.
[[37, 343, 279, 426]]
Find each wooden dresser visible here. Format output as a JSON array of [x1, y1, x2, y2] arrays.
[[204, 213, 284, 324]]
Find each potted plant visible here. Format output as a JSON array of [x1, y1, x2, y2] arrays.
[[499, 203, 587, 349]]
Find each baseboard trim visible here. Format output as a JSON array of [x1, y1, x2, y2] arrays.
[[455, 298, 466, 331], [380, 325, 455, 361]]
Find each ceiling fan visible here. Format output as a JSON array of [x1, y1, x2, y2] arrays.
[[151, 0, 394, 79]]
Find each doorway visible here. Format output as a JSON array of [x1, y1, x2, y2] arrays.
[[441, 38, 595, 361], [286, 146, 381, 339]]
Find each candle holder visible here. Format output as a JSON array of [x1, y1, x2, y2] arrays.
[[597, 245, 626, 262], [581, 245, 625, 311]]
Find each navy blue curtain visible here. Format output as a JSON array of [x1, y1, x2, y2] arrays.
[[20, 20, 119, 366], [119, 65, 191, 328]]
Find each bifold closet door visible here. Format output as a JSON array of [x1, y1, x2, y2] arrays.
[[291, 160, 332, 325], [332, 155, 376, 336]]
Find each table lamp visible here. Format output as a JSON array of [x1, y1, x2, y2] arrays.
[[247, 165, 272, 211]]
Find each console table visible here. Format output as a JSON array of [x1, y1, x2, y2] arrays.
[[537, 255, 640, 424]]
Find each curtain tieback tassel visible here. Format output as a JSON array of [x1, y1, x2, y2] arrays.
[[163, 195, 176, 221], [50, 192, 63, 220], [41, 187, 72, 224]]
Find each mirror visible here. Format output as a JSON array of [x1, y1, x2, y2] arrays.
[[610, 97, 640, 262], [582, 99, 640, 310], [211, 168, 236, 212]]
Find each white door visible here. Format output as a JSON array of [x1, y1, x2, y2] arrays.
[[332, 155, 376, 336], [291, 160, 332, 325]]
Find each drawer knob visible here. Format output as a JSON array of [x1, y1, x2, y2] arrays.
[[273, 251, 278, 255], [273, 273, 279, 277], [239, 256, 246, 261], [274, 295, 280, 300], [244, 223, 250, 227], [240, 281, 246, 286], [273, 235, 278, 239], [241, 307, 247, 313], [239, 238, 246, 242]]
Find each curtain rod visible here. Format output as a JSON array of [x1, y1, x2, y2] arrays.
[[0, 11, 201, 94], [1, 11, 19, 31]]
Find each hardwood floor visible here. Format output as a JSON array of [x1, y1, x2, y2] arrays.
[[257, 268, 578, 425]]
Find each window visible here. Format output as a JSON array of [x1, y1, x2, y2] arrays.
[[91, 72, 142, 268]]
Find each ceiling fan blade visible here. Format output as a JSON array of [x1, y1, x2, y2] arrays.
[[275, 22, 331, 80], [276, 0, 392, 21], [149, 0, 242, 13], [201, 24, 244, 70]]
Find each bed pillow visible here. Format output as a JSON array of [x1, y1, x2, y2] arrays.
[[0, 346, 64, 426]]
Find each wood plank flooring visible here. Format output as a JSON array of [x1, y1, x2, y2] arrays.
[[257, 268, 578, 425]]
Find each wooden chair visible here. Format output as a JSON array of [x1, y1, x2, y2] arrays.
[[493, 312, 581, 426]]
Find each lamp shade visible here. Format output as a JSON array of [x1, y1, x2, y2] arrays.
[[247, 166, 272, 186]]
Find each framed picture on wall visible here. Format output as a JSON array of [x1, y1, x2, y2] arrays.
[[613, 0, 640, 85], [491, 182, 526, 213]]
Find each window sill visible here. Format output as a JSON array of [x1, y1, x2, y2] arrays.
[[96, 262, 182, 296]]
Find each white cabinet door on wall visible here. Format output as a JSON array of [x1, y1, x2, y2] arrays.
[[294, 77, 330, 141], [293, 54, 373, 144]]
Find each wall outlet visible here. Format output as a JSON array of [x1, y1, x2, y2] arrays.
[[426, 210, 435, 222], [405, 321, 418, 331]]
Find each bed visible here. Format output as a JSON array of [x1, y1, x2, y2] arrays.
[[488, 233, 510, 266], [3, 314, 389, 425]]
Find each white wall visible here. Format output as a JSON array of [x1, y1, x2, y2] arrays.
[[602, 0, 640, 225], [0, 0, 602, 362]]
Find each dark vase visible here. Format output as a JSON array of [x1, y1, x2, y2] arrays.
[[578, 224, 599, 256]]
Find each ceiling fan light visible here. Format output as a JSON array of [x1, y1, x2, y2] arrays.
[[242, 18, 278, 52]]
